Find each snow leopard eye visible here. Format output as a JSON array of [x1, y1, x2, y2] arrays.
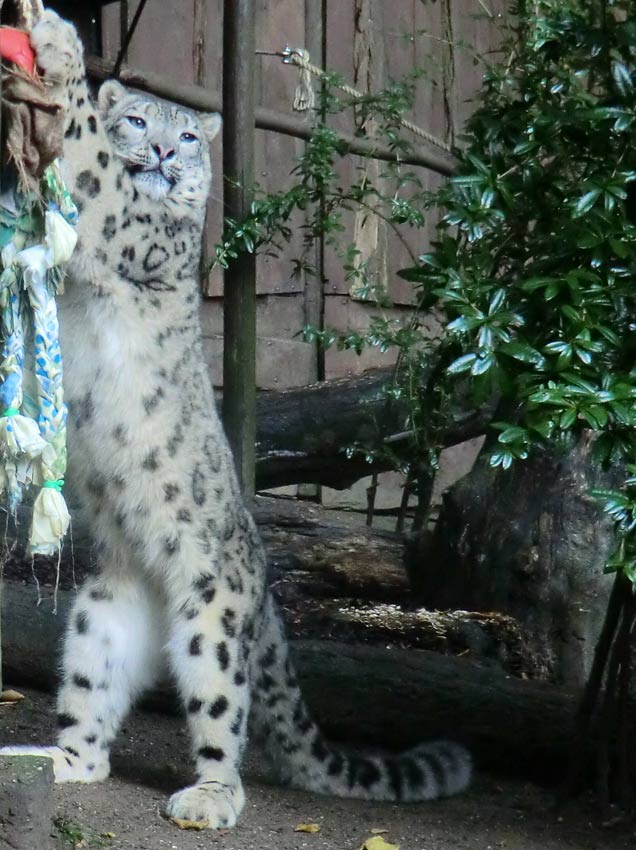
[[180, 132, 198, 143], [126, 115, 146, 129]]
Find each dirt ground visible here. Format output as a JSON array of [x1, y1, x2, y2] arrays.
[[1, 687, 634, 850]]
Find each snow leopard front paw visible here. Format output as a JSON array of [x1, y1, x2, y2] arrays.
[[165, 780, 246, 829], [31, 10, 85, 90], [0, 745, 109, 783]]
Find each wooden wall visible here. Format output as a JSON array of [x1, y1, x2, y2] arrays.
[[62, 0, 508, 509]]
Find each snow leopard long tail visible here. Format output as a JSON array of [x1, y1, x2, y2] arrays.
[[250, 598, 472, 802]]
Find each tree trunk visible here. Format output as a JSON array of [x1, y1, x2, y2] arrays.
[[408, 435, 621, 689]]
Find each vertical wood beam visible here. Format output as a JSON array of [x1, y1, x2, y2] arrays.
[[222, 0, 256, 497]]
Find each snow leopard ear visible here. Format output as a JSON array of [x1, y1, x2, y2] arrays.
[[97, 80, 129, 116], [199, 113, 222, 144]]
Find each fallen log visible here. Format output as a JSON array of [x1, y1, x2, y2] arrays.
[[0, 578, 587, 782], [258, 498, 546, 679], [252, 368, 497, 489], [3, 495, 545, 685]]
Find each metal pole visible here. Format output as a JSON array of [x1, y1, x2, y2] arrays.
[[222, 0, 257, 497]]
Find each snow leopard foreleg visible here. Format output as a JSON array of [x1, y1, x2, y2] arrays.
[[161, 537, 258, 829], [161, 573, 249, 828]]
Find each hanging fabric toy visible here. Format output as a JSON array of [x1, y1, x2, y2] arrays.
[[0, 1, 77, 556]]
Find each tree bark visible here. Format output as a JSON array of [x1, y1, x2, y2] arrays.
[[410, 436, 620, 689]]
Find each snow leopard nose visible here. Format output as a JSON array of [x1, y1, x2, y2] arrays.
[[152, 144, 175, 161]]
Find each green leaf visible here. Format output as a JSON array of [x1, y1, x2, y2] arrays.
[[447, 353, 477, 374], [559, 408, 577, 429], [529, 418, 554, 439], [573, 188, 601, 217], [561, 305, 581, 324], [396, 265, 428, 283], [488, 288, 506, 315], [521, 277, 558, 293], [502, 341, 545, 367], [450, 174, 485, 186], [471, 353, 495, 375], [497, 425, 528, 444], [612, 62, 634, 97]]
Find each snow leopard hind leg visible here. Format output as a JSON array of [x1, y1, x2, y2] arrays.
[[0, 539, 166, 783], [249, 595, 472, 802]]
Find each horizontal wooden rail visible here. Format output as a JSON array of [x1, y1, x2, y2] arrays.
[[86, 56, 458, 176]]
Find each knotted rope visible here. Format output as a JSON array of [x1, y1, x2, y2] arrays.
[[261, 45, 453, 155]]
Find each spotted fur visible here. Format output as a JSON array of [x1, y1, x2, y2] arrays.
[[0, 11, 471, 829]]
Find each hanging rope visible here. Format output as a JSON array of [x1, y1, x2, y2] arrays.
[[0, 0, 76, 555], [258, 45, 453, 155]]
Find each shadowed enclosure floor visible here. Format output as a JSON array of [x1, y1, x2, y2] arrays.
[[0, 687, 634, 850]]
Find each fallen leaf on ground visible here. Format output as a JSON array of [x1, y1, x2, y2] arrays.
[[170, 817, 209, 831], [295, 822, 321, 833], [370, 828, 389, 835], [0, 690, 25, 704], [360, 837, 399, 850]]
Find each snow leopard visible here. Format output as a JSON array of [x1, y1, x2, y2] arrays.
[[0, 10, 471, 829]]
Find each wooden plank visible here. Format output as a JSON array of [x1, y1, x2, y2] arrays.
[[200, 294, 306, 340], [199, 0, 224, 297], [202, 336, 315, 390], [253, 0, 307, 297], [373, 0, 418, 309], [193, 0, 207, 85], [386, 0, 448, 306], [448, 0, 509, 129], [100, 1, 121, 59], [321, 1, 449, 311], [126, 0, 196, 83], [303, 0, 326, 383], [0, 0, 2, 693]]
